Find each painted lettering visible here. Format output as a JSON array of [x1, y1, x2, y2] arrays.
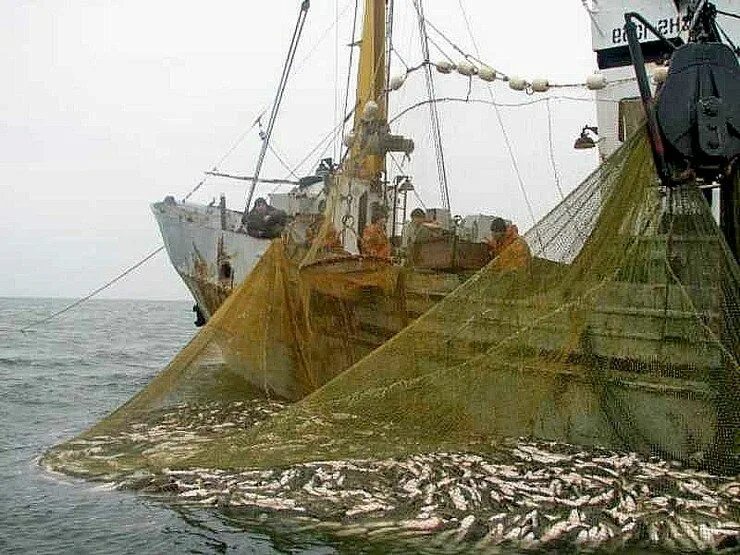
[[669, 16, 680, 34], [610, 15, 684, 45]]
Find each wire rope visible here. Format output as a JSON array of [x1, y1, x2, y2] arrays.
[[412, 0, 451, 211], [340, 0, 361, 164], [246, 0, 311, 211], [454, 0, 538, 232], [10, 246, 165, 334], [545, 98, 566, 201]]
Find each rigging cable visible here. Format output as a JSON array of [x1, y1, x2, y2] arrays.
[[715, 8, 739, 20], [186, 1, 353, 204], [424, 18, 506, 79], [389, 95, 617, 125], [454, 0, 539, 232], [334, 0, 340, 160], [272, 108, 356, 192], [8, 2, 356, 332], [426, 34, 455, 63], [245, 0, 311, 212], [389, 153, 427, 210], [267, 143, 299, 180], [12, 246, 165, 334], [715, 20, 739, 55], [182, 110, 265, 202], [386, 0, 396, 93], [545, 98, 566, 201], [412, 0, 451, 212], [340, 0, 361, 162]]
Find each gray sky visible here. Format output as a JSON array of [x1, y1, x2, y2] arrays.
[[1, 0, 703, 300]]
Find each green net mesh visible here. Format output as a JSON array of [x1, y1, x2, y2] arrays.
[[43, 130, 740, 550]]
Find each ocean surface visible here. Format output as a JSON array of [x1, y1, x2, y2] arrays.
[[0, 297, 339, 554], [2, 297, 737, 554]]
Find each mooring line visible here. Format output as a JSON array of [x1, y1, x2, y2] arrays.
[[8, 246, 165, 335]]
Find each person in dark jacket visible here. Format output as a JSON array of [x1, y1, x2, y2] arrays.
[[243, 197, 287, 239]]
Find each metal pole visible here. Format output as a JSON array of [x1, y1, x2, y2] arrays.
[[624, 12, 671, 186]]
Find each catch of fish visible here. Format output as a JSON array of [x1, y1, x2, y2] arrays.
[[44, 399, 739, 552]]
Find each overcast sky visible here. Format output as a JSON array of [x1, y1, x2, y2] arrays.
[[2, 1, 734, 301]]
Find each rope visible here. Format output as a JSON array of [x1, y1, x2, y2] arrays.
[[545, 98, 566, 201], [716, 8, 739, 20], [424, 18, 506, 80], [12, 246, 165, 334], [245, 0, 310, 212], [334, 0, 341, 160], [185, 1, 354, 204], [388, 95, 616, 124], [284, 111, 353, 181], [267, 142, 299, 180], [292, 0, 354, 80], [426, 34, 455, 63], [412, 0, 451, 212], [340, 0, 360, 163], [182, 110, 265, 202], [453, 1, 538, 232], [389, 153, 427, 210], [5, 0, 351, 333], [716, 20, 739, 54]]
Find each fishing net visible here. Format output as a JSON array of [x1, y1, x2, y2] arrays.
[[45, 129, 739, 485], [209, 129, 739, 474]]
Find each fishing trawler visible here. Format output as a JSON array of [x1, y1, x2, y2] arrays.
[[153, 0, 736, 325], [43, 4, 740, 517], [152, 1, 494, 329], [150, 0, 738, 462]]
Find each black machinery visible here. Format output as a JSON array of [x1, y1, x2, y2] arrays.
[[624, 0, 739, 261]]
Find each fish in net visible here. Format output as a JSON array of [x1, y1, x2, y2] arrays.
[[43, 129, 740, 551]]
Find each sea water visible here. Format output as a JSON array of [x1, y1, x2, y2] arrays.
[[0, 297, 338, 554], [1, 298, 736, 554]]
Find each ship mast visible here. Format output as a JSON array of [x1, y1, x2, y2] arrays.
[[348, 0, 387, 182], [342, 0, 412, 187]]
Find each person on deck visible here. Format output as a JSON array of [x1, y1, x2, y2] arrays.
[[361, 212, 391, 258], [401, 208, 428, 251], [487, 217, 531, 270], [243, 197, 288, 239]]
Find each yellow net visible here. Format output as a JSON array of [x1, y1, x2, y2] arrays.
[[43, 129, 739, 550]]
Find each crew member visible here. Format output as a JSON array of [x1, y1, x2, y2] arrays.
[[487, 217, 531, 270], [361, 212, 391, 258], [243, 197, 287, 239], [401, 208, 428, 251]]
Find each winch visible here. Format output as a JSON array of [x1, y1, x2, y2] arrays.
[[624, 0, 739, 260]]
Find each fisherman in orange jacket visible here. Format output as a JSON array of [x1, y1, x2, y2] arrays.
[[487, 217, 531, 270], [361, 212, 391, 258]]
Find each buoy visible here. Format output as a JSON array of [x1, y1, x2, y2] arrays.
[[531, 78, 550, 93], [390, 73, 406, 91], [478, 66, 496, 82], [586, 73, 607, 90], [362, 100, 380, 121], [457, 61, 478, 77], [508, 76, 527, 91], [651, 65, 669, 85], [435, 60, 455, 74]]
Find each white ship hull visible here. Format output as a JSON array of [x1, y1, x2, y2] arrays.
[[151, 200, 270, 319]]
